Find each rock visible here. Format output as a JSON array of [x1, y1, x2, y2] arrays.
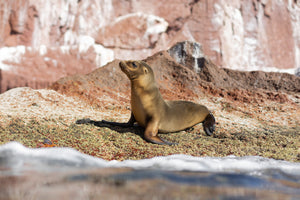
[[296, 68, 300, 77], [50, 43, 300, 108], [1, 0, 299, 70], [95, 12, 168, 49], [167, 41, 205, 73], [0, 42, 113, 93]]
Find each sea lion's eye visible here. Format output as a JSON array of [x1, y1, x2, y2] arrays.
[[132, 62, 137, 68]]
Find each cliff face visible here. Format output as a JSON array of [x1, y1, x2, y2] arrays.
[[0, 0, 299, 92]]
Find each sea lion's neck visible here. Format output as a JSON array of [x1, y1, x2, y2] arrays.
[[130, 81, 165, 105]]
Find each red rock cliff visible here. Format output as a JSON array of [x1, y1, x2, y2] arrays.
[[0, 0, 299, 92]]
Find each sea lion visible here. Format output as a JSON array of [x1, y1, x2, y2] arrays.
[[102, 60, 216, 145]]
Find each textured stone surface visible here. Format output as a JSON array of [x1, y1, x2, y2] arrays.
[[0, 43, 113, 93], [168, 41, 205, 73], [50, 44, 300, 109], [95, 13, 168, 49]]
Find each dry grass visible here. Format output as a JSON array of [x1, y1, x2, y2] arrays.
[[0, 87, 299, 162]]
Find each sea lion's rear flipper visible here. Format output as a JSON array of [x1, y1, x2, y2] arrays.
[[202, 113, 216, 136]]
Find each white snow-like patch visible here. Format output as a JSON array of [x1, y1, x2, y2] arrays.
[[78, 35, 96, 53], [0, 34, 114, 70], [63, 30, 78, 46], [144, 14, 169, 36], [93, 43, 114, 67], [63, 33, 115, 67], [113, 12, 168, 37], [39, 45, 47, 55], [77, 35, 114, 66], [1, 142, 299, 176], [0, 46, 26, 70]]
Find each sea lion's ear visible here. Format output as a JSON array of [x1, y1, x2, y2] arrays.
[[144, 67, 148, 74]]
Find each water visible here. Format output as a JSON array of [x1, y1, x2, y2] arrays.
[[0, 142, 299, 199]]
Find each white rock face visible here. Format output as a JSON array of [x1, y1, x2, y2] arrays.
[[95, 12, 168, 49], [212, 0, 300, 73]]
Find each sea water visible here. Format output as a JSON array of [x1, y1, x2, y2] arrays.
[[0, 142, 299, 199]]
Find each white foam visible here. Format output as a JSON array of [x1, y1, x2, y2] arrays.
[[0, 142, 299, 176]]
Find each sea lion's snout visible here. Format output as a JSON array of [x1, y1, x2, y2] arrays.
[[119, 61, 138, 72], [119, 61, 126, 71], [119, 61, 131, 76], [203, 113, 216, 136]]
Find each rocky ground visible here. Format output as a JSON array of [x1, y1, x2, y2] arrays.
[[0, 45, 299, 162]]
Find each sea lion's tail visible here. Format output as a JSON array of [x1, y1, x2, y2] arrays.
[[203, 113, 216, 136]]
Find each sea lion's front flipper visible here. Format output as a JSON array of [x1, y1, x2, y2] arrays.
[[144, 120, 176, 145], [160, 137, 177, 145], [101, 112, 136, 127], [145, 135, 176, 145]]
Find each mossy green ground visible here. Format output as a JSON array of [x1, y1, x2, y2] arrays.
[[0, 117, 299, 162]]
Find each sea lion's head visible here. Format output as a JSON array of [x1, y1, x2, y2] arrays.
[[119, 60, 155, 87]]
